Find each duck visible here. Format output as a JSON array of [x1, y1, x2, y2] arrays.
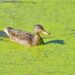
[[4, 24, 50, 47]]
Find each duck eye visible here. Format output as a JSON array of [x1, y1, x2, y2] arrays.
[[37, 27, 41, 29]]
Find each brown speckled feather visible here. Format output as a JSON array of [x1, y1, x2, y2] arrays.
[[5, 27, 34, 46]]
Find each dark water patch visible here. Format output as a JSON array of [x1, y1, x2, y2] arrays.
[[0, 1, 37, 4], [45, 40, 64, 45], [0, 31, 8, 38]]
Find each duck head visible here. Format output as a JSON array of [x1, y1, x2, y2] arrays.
[[34, 24, 50, 35]]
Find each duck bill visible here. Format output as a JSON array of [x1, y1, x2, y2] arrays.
[[42, 31, 50, 35]]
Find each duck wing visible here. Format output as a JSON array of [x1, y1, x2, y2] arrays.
[[5, 27, 34, 42]]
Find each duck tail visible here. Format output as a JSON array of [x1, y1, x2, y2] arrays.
[[4, 27, 12, 36]]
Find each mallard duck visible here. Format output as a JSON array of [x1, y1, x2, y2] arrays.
[[4, 24, 50, 46]]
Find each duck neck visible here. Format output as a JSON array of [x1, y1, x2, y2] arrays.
[[32, 33, 44, 45]]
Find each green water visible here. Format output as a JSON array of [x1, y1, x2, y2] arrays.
[[0, 0, 75, 75]]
